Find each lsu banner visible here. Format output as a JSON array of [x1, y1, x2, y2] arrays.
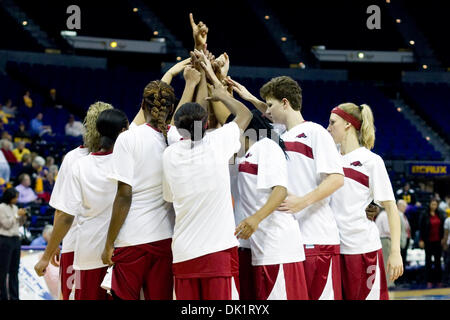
[[409, 163, 450, 176]]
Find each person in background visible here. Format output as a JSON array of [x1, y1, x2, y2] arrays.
[[30, 224, 53, 247], [30, 113, 52, 137], [45, 88, 63, 109], [15, 173, 38, 205], [397, 200, 411, 267], [13, 122, 32, 144], [0, 188, 27, 300], [439, 195, 450, 212], [3, 99, 17, 117], [23, 91, 33, 108], [16, 154, 33, 178], [418, 198, 446, 288], [65, 114, 84, 137], [12, 141, 30, 163], [0, 104, 13, 125], [443, 215, 450, 286], [45, 156, 54, 171], [0, 140, 18, 166], [396, 182, 416, 205], [0, 150, 10, 183], [375, 208, 396, 288]]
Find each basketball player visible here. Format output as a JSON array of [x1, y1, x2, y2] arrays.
[[34, 101, 113, 299], [100, 80, 178, 300], [233, 110, 308, 300], [162, 55, 252, 300], [327, 103, 403, 300], [228, 76, 344, 300]]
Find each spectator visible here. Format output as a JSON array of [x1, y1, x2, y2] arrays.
[[65, 114, 84, 137], [0, 188, 27, 300], [29, 113, 52, 137], [439, 195, 450, 212], [23, 91, 33, 108], [419, 198, 446, 288], [48, 164, 58, 179], [44, 88, 62, 109], [1, 131, 12, 142], [30, 224, 53, 247], [443, 215, 450, 286], [3, 99, 17, 117], [375, 208, 395, 288], [13, 122, 32, 144], [396, 182, 416, 205], [15, 173, 38, 205], [31, 156, 46, 194], [397, 200, 411, 267], [17, 153, 33, 178], [12, 141, 30, 162], [0, 104, 12, 124], [0, 150, 10, 183], [40, 171, 55, 203], [0, 140, 18, 166], [45, 156, 54, 170]]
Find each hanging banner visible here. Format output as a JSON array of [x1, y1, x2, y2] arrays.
[[409, 163, 450, 176]]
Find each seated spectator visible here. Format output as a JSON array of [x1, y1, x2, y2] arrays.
[[1, 131, 12, 142], [32, 156, 47, 194], [0, 104, 13, 124], [65, 114, 84, 137], [3, 99, 17, 117], [17, 153, 33, 178], [396, 182, 416, 205], [44, 88, 63, 109], [45, 156, 55, 170], [30, 113, 52, 137], [30, 225, 53, 247], [13, 122, 32, 144], [12, 141, 30, 162], [15, 173, 38, 205], [439, 195, 450, 212], [40, 171, 55, 203], [0, 140, 18, 166], [23, 91, 33, 108], [0, 149, 10, 183]]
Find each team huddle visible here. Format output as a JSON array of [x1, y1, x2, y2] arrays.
[[33, 14, 404, 300]]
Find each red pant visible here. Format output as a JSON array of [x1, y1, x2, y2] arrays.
[[111, 239, 173, 300], [74, 267, 110, 300], [59, 251, 75, 300], [253, 261, 309, 300], [175, 277, 238, 300], [303, 245, 342, 300], [340, 249, 388, 300]]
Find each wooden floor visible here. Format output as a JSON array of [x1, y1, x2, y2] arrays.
[[389, 288, 450, 300]]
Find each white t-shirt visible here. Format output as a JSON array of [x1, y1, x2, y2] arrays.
[[49, 146, 89, 253], [281, 121, 343, 245], [65, 151, 116, 270], [229, 159, 249, 249], [107, 124, 175, 247], [163, 122, 240, 263], [331, 147, 395, 254], [235, 138, 304, 265], [444, 217, 450, 245]]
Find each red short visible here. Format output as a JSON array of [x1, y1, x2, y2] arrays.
[[340, 249, 389, 300], [111, 238, 173, 300], [253, 261, 309, 300], [74, 267, 110, 300], [238, 248, 256, 300], [173, 247, 239, 300], [303, 244, 342, 300], [59, 251, 75, 300]]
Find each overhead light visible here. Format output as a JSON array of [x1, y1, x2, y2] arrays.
[[176, 56, 182, 61], [396, 19, 401, 23], [409, 40, 415, 45], [264, 15, 270, 20], [358, 52, 365, 59], [298, 62, 306, 69], [281, 37, 287, 42], [22, 21, 28, 26], [110, 41, 118, 48], [133, 8, 138, 12], [60, 30, 77, 37], [397, 107, 402, 112], [153, 31, 159, 36], [426, 136, 430, 141], [422, 64, 428, 70], [386, 0, 390, 3]]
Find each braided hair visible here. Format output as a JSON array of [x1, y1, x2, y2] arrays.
[[142, 80, 176, 143]]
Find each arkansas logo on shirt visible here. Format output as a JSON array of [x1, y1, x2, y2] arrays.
[[350, 161, 363, 167], [296, 133, 307, 138]]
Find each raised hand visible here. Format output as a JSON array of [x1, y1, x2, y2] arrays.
[[213, 53, 230, 81], [205, 83, 229, 102], [183, 65, 202, 85], [168, 57, 191, 77], [194, 49, 221, 86], [189, 13, 208, 51], [225, 77, 256, 101]]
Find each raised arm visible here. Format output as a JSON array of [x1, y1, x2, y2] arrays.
[[170, 64, 201, 125], [226, 77, 268, 114], [381, 200, 404, 282], [189, 13, 208, 51], [235, 186, 287, 239]]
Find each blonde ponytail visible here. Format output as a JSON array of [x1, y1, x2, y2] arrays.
[[338, 102, 376, 150]]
